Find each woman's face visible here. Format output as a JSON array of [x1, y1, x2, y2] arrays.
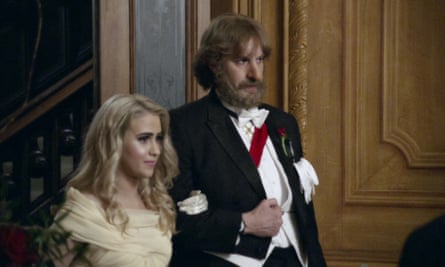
[[118, 112, 162, 180]]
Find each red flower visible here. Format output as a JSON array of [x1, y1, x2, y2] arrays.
[[277, 128, 289, 156], [0, 224, 40, 266], [277, 127, 287, 137], [277, 127, 296, 161]]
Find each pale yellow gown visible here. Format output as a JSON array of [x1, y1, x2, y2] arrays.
[[53, 187, 172, 267]]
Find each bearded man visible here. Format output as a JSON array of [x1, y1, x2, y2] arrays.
[[169, 13, 326, 267]]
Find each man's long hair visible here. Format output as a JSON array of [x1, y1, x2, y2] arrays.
[[67, 94, 178, 234], [193, 13, 271, 90]]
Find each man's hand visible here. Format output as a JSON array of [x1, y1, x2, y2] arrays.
[[241, 199, 283, 237]]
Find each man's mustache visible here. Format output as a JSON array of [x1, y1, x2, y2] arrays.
[[238, 81, 263, 89]]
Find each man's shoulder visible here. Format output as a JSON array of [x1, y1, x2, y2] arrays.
[[261, 103, 294, 119], [410, 214, 445, 242]]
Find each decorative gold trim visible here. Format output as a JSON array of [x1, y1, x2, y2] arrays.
[[288, 0, 309, 147]]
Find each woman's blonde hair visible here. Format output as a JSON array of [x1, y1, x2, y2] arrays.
[[68, 94, 178, 233]]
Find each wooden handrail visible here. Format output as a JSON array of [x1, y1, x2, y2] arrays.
[[0, 60, 94, 144]]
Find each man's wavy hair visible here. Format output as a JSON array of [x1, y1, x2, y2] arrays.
[[193, 13, 271, 90], [67, 94, 178, 234]]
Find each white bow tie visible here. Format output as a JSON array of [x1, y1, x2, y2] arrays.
[[237, 108, 270, 128]]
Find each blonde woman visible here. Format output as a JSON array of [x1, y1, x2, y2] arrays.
[[51, 94, 178, 266]]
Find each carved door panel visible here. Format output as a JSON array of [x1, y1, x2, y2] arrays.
[[307, 1, 445, 266]]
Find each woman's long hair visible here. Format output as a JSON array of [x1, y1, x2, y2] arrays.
[[67, 94, 178, 233]]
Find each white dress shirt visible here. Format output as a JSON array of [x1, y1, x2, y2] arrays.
[[208, 107, 308, 267]]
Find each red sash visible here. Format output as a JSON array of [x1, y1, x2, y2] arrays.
[[249, 123, 269, 167]]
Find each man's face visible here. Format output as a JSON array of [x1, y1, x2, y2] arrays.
[[214, 37, 265, 109]]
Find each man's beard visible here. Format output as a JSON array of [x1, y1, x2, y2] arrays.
[[214, 74, 265, 109]]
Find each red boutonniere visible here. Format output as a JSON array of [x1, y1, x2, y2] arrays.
[[277, 127, 288, 154], [277, 127, 295, 162]]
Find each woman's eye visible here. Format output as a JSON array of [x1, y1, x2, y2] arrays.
[[138, 135, 150, 143], [156, 134, 164, 143]]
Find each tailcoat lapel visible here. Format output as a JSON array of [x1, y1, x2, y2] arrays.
[[266, 116, 301, 193], [266, 113, 310, 227], [205, 94, 266, 199]]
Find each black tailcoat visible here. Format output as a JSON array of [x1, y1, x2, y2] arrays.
[[169, 90, 326, 267]]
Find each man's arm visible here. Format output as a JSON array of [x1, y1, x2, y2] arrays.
[[169, 109, 277, 258], [241, 199, 282, 237]]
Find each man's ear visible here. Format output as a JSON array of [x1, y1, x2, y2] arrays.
[[209, 56, 223, 73], [209, 64, 218, 73]]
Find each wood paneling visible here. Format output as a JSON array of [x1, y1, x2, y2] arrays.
[[287, 0, 309, 146], [382, 0, 445, 168], [96, 0, 133, 102], [343, 0, 445, 205], [185, 0, 210, 101], [310, 0, 445, 265]]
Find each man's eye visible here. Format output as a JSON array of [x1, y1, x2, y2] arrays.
[[256, 56, 265, 63], [236, 58, 249, 64]]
